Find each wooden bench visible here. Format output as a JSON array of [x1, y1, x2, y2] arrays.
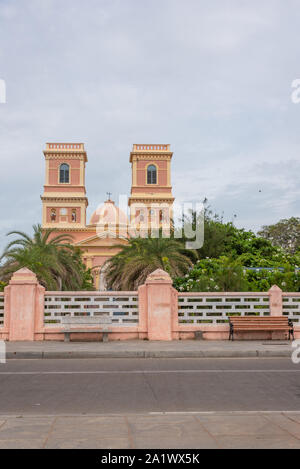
[[228, 316, 294, 341], [61, 316, 112, 342]]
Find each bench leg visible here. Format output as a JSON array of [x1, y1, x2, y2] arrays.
[[102, 332, 109, 343], [64, 332, 70, 343]]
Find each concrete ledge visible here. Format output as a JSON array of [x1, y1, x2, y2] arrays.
[[5, 340, 294, 359]]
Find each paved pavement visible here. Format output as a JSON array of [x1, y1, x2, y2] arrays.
[[0, 357, 300, 448], [5, 339, 295, 359], [0, 412, 300, 448]]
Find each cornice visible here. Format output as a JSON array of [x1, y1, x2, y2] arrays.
[[41, 227, 95, 232], [131, 185, 172, 189], [41, 196, 88, 204], [44, 152, 87, 162], [130, 153, 173, 163], [128, 197, 175, 204]]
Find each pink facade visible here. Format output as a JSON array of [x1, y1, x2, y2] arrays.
[[46, 206, 81, 224], [0, 268, 299, 342], [136, 160, 168, 186], [48, 159, 81, 186]]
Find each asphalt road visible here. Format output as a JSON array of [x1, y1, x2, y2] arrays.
[[0, 357, 300, 414], [1, 358, 300, 448]]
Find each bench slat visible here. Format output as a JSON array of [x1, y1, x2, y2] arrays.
[[228, 315, 294, 340]]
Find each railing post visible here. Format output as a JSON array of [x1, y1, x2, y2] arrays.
[[4, 268, 45, 341], [268, 285, 283, 316], [142, 269, 174, 341]]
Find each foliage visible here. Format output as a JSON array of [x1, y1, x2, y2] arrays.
[[174, 257, 248, 292], [258, 217, 300, 254], [174, 206, 300, 292], [174, 256, 300, 293], [105, 235, 197, 290], [0, 224, 94, 291], [181, 206, 280, 261]]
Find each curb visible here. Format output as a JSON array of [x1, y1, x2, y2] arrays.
[[6, 349, 292, 359]]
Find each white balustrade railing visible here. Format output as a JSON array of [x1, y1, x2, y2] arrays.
[[0, 293, 4, 326], [178, 293, 270, 325], [44, 291, 139, 326], [282, 293, 300, 323]]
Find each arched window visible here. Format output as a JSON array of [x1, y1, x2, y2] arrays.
[[147, 165, 157, 184], [59, 163, 69, 183]]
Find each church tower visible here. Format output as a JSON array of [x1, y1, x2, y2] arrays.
[[41, 143, 88, 229], [128, 144, 174, 228]]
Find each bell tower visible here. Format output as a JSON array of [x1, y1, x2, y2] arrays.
[[41, 143, 88, 229], [128, 144, 174, 228]]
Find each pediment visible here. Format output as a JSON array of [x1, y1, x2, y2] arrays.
[[75, 233, 128, 247]]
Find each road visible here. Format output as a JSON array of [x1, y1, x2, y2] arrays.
[[0, 357, 300, 448]]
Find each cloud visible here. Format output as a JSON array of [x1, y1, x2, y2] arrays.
[[0, 0, 300, 251]]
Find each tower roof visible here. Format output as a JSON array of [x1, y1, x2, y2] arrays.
[[44, 143, 87, 162], [130, 144, 172, 162]]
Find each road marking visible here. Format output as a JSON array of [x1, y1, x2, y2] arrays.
[[0, 369, 299, 375], [149, 410, 300, 415], [0, 411, 299, 418]]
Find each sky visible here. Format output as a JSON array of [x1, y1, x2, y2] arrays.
[[0, 0, 300, 251]]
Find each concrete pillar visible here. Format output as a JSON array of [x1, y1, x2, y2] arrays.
[[4, 268, 45, 341], [142, 269, 174, 341], [268, 285, 283, 316]]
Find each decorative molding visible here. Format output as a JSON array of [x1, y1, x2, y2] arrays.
[[128, 197, 174, 204], [44, 153, 87, 161], [130, 153, 172, 163], [41, 226, 96, 232], [131, 185, 172, 189], [41, 196, 88, 204]]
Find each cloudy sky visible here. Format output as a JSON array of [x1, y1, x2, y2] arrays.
[[0, 0, 300, 250]]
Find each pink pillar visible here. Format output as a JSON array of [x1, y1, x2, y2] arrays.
[[137, 284, 148, 339], [268, 285, 283, 316], [4, 268, 45, 341], [142, 269, 175, 341]]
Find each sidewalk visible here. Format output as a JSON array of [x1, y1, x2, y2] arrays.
[[0, 412, 300, 448], [5, 339, 294, 359]]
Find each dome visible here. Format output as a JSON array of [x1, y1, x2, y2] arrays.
[[89, 200, 128, 227]]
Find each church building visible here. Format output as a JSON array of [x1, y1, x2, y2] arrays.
[[41, 143, 174, 289]]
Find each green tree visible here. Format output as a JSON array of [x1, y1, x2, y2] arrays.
[[181, 206, 278, 260], [174, 207, 300, 293], [105, 235, 197, 290], [0, 224, 94, 291], [258, 217, 300, 254]]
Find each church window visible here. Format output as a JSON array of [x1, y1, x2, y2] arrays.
[[147, 165, 157, 184], [59, 163, 69, 183]]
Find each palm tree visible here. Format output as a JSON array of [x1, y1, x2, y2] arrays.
[[0, 224, 94, 290], [105, 236, 197, 290]]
